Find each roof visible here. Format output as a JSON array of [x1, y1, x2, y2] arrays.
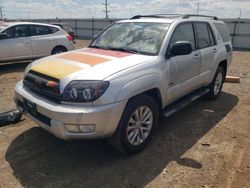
[[51, 23, 70, 26], [118, 14, 221, 24], [131, 14, 218, 20], [0, 21, 60, 28]]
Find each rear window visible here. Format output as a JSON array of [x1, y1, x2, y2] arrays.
[[62, 25, 73, 33], [214, 23, 231, 42]]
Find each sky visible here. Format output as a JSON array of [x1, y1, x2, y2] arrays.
[[0, 0, 250, 19]]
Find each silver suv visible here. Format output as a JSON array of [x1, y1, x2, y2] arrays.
[[15, 14, 232, 154]]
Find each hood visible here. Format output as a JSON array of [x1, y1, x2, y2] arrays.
[[29, 47, 154, 83]]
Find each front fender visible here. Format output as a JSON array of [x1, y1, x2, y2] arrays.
[[115, 73, 161, 102]]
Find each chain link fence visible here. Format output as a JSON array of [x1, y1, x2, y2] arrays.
[[15, 18, 250, 50]]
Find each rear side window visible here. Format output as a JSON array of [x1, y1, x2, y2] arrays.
[[169, 23, 195, 50], [214, 23, 231, 42], [194, 23, 212, 49], [30, 25, 53, 36]]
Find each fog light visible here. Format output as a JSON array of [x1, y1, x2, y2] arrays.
[[65, 124, 80, 133], [79, 124, 95, 133], [65, 124, 95, 133]]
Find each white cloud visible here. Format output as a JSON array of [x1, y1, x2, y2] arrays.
[[1, 0, 249, 19]]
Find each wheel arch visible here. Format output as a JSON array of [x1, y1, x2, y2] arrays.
[[140, 88, 163, 112], [51, 45, 68, 54], [218, 59, 227, 76]]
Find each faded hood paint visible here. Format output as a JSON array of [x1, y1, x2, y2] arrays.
[[30, 47, 155, 82]]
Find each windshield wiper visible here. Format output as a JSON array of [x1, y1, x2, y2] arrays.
[[108, 47, 154, 56], [89, 45, 135, 53], [107, 47, 139, 54], [90, 46, 154, 56]]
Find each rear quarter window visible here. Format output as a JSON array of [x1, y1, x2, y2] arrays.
[[214, 23, 231, 42], [50, 26, 59, 33]]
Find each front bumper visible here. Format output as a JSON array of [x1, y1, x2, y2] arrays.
[[15, 81, 127, 140]]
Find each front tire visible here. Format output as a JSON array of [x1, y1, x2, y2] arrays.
[[109, 95, 159, 155], [205, 66, 225, 100]]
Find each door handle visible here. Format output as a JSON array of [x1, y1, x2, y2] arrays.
[[194, 54, 200, 60], [25, 41, 30, 44], [213, 48, 217, 53]]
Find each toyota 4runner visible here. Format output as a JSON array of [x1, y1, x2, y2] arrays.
[[15, 14, 233, 154]]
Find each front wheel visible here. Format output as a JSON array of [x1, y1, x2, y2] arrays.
[[205, 66, 225, 100], [109, 95, 159, 155]]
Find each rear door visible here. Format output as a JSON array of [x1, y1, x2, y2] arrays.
[[29, 25, 57, 58], [194, 22, 217, 83], [0, 25, 32, 62]]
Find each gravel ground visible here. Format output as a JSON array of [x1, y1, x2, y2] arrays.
[[0, 40, 249, 188]]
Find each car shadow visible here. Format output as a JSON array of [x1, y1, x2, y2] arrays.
[[5, 92, 238, 188], [0, 62, 30, 74]]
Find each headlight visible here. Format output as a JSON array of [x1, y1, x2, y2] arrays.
[[62, 80, 109, 102]]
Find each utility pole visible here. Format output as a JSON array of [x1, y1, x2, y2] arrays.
[[103, 0, 109, 19], [239, 10, 242, 19], [196, 2, 200, 15], [0, 7, 3, 19]]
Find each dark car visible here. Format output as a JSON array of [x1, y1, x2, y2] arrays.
[[52, 23, 75, 42]]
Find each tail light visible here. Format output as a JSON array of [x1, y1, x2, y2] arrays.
[[66, 34, 73, 41]]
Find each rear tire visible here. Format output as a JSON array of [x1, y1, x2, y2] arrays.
[[109, 95, 159, 155], [51, 46, 67, 55], [205, 66, 225, 100]]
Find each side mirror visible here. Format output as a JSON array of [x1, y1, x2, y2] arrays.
[[168, 41, 193, 57], [91, 35, 97, 42], [0, 33, 8, 40]]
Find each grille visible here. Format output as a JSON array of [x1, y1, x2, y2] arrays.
[[23, 70, 61, 103]]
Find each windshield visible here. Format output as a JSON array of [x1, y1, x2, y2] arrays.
[[0, 24, 8, 32], [90, 22, 170, 55]]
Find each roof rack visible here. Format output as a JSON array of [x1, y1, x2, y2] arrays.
[[182, 14, 218, 20], [130, 14, 183, 20], [130, 14, 219, 20]]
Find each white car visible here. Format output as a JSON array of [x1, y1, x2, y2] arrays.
[[15, 14, 232, 154], [0, 22, 75, 64]]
